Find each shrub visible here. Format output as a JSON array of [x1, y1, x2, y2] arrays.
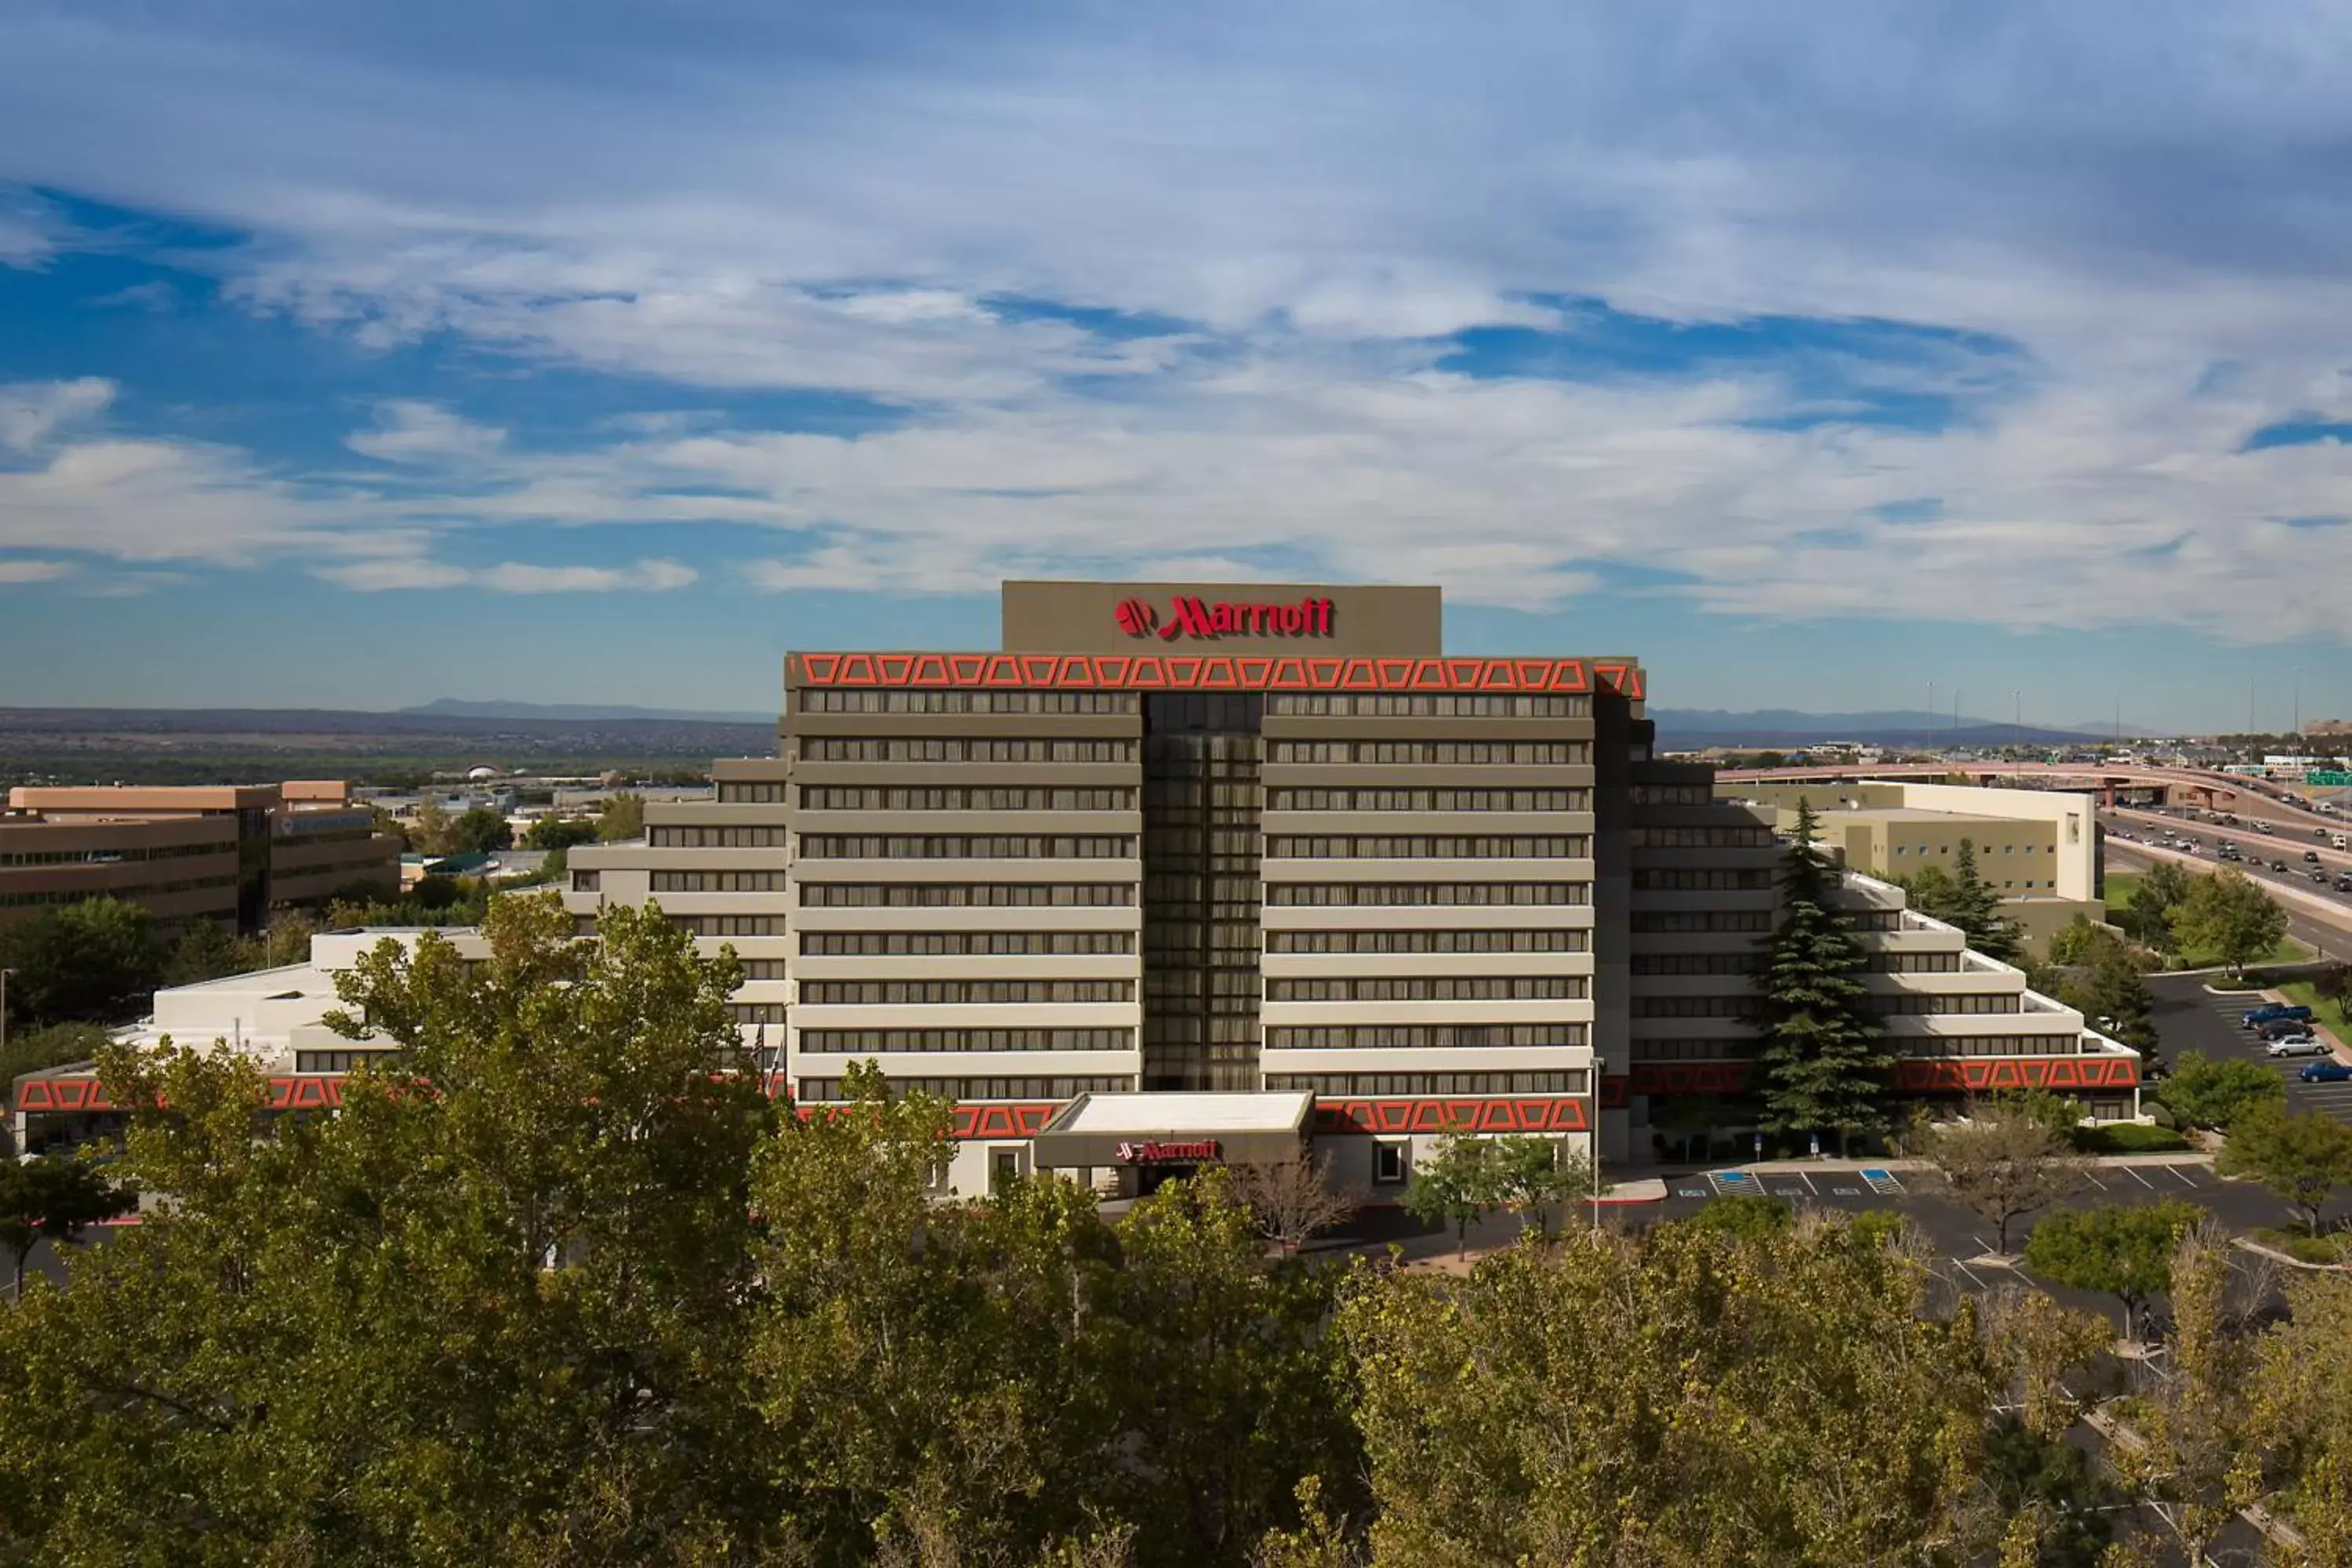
[[2072, 1123, 2193, 1155], [1682, 1194, 1790, 1240], [2146, 1101, 2180, 1131]]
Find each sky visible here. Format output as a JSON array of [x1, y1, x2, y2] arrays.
[[3, 3, 2352, 731]]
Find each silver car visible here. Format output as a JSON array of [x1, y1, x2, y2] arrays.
[[2266, 1036, 2330, 1058]]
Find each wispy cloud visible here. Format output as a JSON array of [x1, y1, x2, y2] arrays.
[[315, 556, 697, 593], [0, 557, 72, 584]]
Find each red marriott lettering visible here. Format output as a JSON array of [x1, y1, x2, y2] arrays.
[[1114, 595, 1334, 642], [1113, 1138, 1222, 1164]]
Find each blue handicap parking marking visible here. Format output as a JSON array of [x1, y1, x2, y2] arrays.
[[1859, 1167, 1905, 1196], [1708, 1170, 1763, 1196]]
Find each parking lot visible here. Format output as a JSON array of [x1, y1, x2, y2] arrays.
[[2147, 973, 2352, 1123]]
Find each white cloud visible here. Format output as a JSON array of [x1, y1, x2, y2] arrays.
[[0, 191, 67, 268], [0, 378, 114, 452], [0, 558, 72, 584], [347, 400, 508, 464], [317, 556, 698, 593]]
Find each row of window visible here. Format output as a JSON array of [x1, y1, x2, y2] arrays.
[[796, 691, 1139, 714], [1267, 976, 1589, 1001], [800, 930, 1135, 956], [1265, 789, 1589, 813], [1630, 910, 1774, 933], [797, 1029, 1133, 1053], [1876, 994, 2023, 1016], [1907, 1036, 2096, 1058], [1629, 784, 1715, 805], [797, 737, 1139, 764], [1265, 1071, 1590, 1096], [1629, 1040, 1744, 1061], [1269, 740, 1589, 765], [1265, 883, 1592, 906], [1628, 826, 1776, 848], [668, 915, 790, 935], [714, 782, 790, 803], [1867, 953, 1962, 973], [1630, 953, 1762, 976], [1265, 695, 1591, 717], [651, 870, 790, 892], [800, 835, 1138, 860], [1632, 869, 1775, 891], [650, 827, 789, 848], [293, 1049, 397, 1074], [796, 1075, 1129, 1102], [800, 787, 1136, 812], [800, 883, 1136, 908], [730, 1004, 789, 1023], [800, 980, 1135, 1005], [1269, 835, 1589, 859], [1268, 928, 1588, 953], [0, 840, 228, 868], [1265, 1024, 1588, 1049], [0, 874, 237, 909], [1632, 996, 1755, 1018], [1889, 841, 2041, 855]]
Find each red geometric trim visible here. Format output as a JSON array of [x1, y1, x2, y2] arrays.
[[1892, 1058, 2139, 1092], [790, 652, 1627, 693], [1312, 1095, 1590, 1135]]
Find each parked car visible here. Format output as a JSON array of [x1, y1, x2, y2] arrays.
[[2244, 1004, 2315, 1027], [2273, 858, 2292, 872], [2261, 1017, 2318, 1038], [2299, 1061, 2352, 1083], [2267, 1036, 2329, 1058]]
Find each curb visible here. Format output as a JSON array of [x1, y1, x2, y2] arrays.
[[2232, 1235, 2351, 1273]]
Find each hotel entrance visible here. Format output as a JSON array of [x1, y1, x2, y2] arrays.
[[1029, 1091, 1315, 1200]]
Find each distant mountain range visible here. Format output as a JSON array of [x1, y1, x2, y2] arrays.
[[402, 698, 774, 725], [1651, 708, 2158, 748]]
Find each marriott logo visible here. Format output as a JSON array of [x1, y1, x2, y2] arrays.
[[1113, 594, 1334, 642], [1113, 1139, 1222, 1164]]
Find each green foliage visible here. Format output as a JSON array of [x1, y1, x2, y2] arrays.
[[1979, 1416, 2123, 1568], [0, 897, 165, 1028], [1339, 1218, 2048, 1565], [0, 1021, 109, 1092], [2157, 1051, 2285, 1131], [0, 1152, 135, 1295], [1846, 1207, 1907, 1249], [2071, 1122, 2193, 1153], [1682, 1193, 1790, 1240], [2170, 866, 2290, 977], [1751, 800, 1890, 1145], [522, 815, 599, 852], [445, 805, 513, 854], [2024, 1200, 2199, 1340], [2314, 962, 2352, 1004], [1898, 840, 2020, 961], [327, 878, 491, 930], [1400, 1125, 1504, 1254], [160, 920, 256, 988], [597, 790, 647, 843], [1493, 1134, 1599, 1234], [1914, 1095, 2086, 1252], [2215, 1100, 2352, 1234]]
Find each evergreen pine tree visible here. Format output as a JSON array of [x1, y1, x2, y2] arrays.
[[1752, 800, 1891, 1151], [1947, 838, 2021, 963]]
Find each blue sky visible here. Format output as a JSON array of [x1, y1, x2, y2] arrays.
[[5, 3, 2352, 731]]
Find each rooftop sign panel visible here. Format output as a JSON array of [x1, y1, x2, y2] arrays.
[[1000, 579, 1443, 657]]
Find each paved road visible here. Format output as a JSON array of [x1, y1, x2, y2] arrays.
[[2108, 843, 2352, 961], [2148, 971, 2352, 1122]]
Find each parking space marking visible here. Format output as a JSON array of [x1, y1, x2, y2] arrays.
[[1949, 1257, 1992, 1291], [2122, 1165, 2158, 1189], [1797, 1171, 1819, 1195], [1831, 1186, 1863, 1196], [1859, 1167, 1904, 1196], [2165, 1164, 2201, 1188], [1708, 1170, 1762, 1196], [2082, 1170, 2109, 1192]]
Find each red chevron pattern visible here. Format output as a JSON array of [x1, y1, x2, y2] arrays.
[[1893, 1058, 2140, 1092], [792, 651, 1642, 698], [1312, 1095, 1591, 1136]]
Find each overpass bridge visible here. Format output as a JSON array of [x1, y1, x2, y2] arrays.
[[1716, 760, 2316, 815]]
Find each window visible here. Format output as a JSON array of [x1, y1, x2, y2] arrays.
[[799, 930, 1134, 956], [1268, 975, 1588, 1001], [652, 870, 791, 891], [799, 786, 1135, 811], [794, 690, 1138, 715], [1265, 788, 1590, 812], [1374, 1145, 1407, 1185], [295, 1049, 397, 1074], [1628, 783, 1712, 805], [1627, 826, 1777, 848], [797, 1028, 1133, 1052], [1631, 910, 1773, 933], [799, 882, 1135, 907], [1629, 869, 1773, 891], [717, 781, 789, 803], [1266, 835, 1591, 859], [798, 834, 1137, 859], [1266, 928, 1588, 954], [650, 826, 789, 848], [570, 870, 601, 892], [1268, 1071, 1590, 1095], [799, 979, 1135, 1004], [992, 1149, 1022, 1188], [797, 737, 1138, 763], [797, 1075, 1128, 1102], [1265, 1024, 1587, 1049], [1265, 694, 1592, 717], [1269, 741, 1591, 765], [1265, 883, 1590, 906], [667, 914, 790, 936]]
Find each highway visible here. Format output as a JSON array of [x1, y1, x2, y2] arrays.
[[2104, 838, 2352, 964]]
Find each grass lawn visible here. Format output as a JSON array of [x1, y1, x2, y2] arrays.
[[2101, 871, 2312, 971], [2275, 976, 2352, 1039]]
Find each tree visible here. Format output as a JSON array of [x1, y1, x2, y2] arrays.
[[1913, 1095, 2088, 1255], [2243, 1270, 2352, 1557], [2023, 1200, 2198, 1341], [1493, 1134, 1602, 1234], [2158, 1050, 2285, 1130], [524, 815, 599, 852], [0, 1152, 135, 1297], [1229, 1155, 1361, 1252], [408, 796, 455, 855], [1978, 1417, 2125, 1568], [1751, 799, 1891, 1149], [1400, 1125, 1504, 1256], [2123, 858, 2193, 957], [0, 897, 165, 1027], [2170, 866, 2288, 976], [2315, 961, 2352, 1008], [161, 920, 253, 988], [1944, 839, 2021, 962], [0, 1021, 108, 1095], [446, 805, 512, 855], [2215, 1099, 2352, 1234], [365, 801, 409, 851], [2079, 945, 2160, 1058], [1338, 1216, 2078, 1566], [597, 790, 647, 843]]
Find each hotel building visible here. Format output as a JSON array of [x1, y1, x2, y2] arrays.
[[11, 584, 2141, 1186]]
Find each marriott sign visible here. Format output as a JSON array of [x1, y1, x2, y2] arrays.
[[1113, 593, 1335, 642]]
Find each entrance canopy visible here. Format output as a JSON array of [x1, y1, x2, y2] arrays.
[[1029, 1091, 1313, 1169]]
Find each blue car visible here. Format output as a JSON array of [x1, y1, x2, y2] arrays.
[[2245, 1004, 2314, 1028], [2301, 1061, 2352, 1083]]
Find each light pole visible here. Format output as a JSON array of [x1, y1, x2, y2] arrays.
[[2013, 689, 2023, 750]]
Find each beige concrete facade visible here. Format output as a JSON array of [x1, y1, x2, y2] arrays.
[[0, 781, 398, 934]]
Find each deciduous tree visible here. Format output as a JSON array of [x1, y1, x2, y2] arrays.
[[1914, 1094, 2088, 1255], [1752, 800, 1889, 1149], [2215, 1099, 2352, 1234], [523, 815, 599, 852], [0, 1152, 135, 1297], [2158, 1051, 2285, 1131], [2170, 866, 2288, 977], [1400, 1125, 1504, 1256], [0, 897, 165, 1027], [597, 790, 647, 843], [1231, 1155, 1360, 1253], [446, 804, 513, 854], [2022, 1200, 2198, 1342], [1493, 1134, 1602, 1235]]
